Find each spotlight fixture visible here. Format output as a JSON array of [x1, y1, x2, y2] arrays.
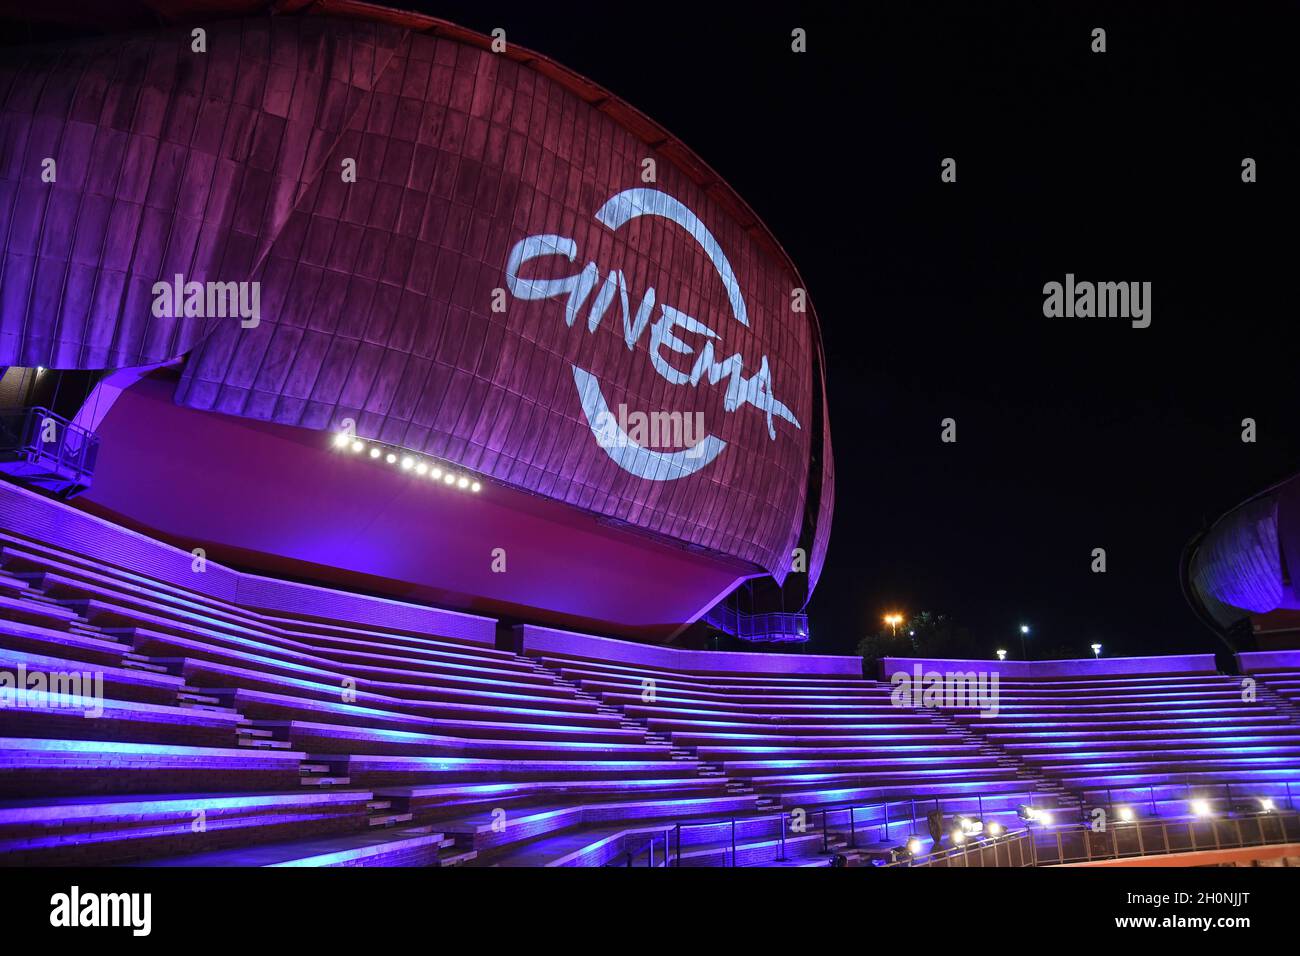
[[986, 821, 1004, 837], [951, 829, 965, 845], [1016, 805, 1053, 826], [330, 434, 482, 493], [1191, 799, 1212, 818], [1117, 806, 1135, 823], [906, 837, 923, 856], [954, 814, 984, 836], [1259, 798, 1276, 813]]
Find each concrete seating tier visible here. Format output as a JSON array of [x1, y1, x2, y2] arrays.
[[0, 738, 308, 796], [5, 505, 1300, 865], [944, 671, 1300, 812], [519, 647, 1062, 844], [0, 791, 378, 866], [0, 525, 789, 865]]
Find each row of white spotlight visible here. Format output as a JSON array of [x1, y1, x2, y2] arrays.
[[1017, 797, 1277, 827], [332, 432, 481, 493]]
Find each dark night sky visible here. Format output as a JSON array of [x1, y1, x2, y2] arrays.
[[414, 1, 1300, 659], [6, 2, 1297, 660]]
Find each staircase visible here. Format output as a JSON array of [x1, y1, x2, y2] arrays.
[[923, 708, 1083, 816], [1258, 684, 1300, 724]]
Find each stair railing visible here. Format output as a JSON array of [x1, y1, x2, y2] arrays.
[[661, 777, 1300, 868]]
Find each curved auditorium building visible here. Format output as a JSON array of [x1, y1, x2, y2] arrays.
[[1188, 469, 1300, 651], [0, 7, 832, 645], [1, 4, 1299, 870]]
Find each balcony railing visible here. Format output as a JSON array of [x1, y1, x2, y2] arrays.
[[0, 406, 99, 498], [705, 607, 810, 643]]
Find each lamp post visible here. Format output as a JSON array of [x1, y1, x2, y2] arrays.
[[884, 613, 903, 637], [1019, 624, 1030, 660], [1091, 643, 1102, 659]]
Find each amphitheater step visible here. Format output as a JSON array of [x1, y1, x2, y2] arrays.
[[67, 623, 108, 638], [300, 776, 352, 787], [121, 655, 171, 674], [238, 737, 293, 749], [181, 701, 239, 714], [369, 812, 415, 827], [177, 689, 223, 705], [121, 660, 171, 674], [235, 726, 275, 739], [142, 827, 448, 867], [437, 849, 479, 867]]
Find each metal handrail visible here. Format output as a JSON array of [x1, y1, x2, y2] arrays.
[[0, 405, 99, 488], [664, 777, 1300, 867], [1029, 807, 1300, 867], [669, 786, 1058, 867], [882, 826, 1035, 868]]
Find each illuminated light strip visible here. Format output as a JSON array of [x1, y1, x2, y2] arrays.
[[329, 433, 482, 493]]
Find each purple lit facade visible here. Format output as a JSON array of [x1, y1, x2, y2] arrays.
[[2, 6, 1299, 870], [1189, 472, 1300, 642], [0, 14, 833, 622]]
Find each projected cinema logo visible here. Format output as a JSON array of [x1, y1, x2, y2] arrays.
[[505, 188, 799, 481]]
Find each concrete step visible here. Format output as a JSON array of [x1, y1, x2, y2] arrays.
[[179, 701, 238, 713], [438, 849, 478, 867], [177, 690, 222, 705], [235, 726, 274, 738], [369, 812, 414, 827], [122, 659, 170, 674]]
